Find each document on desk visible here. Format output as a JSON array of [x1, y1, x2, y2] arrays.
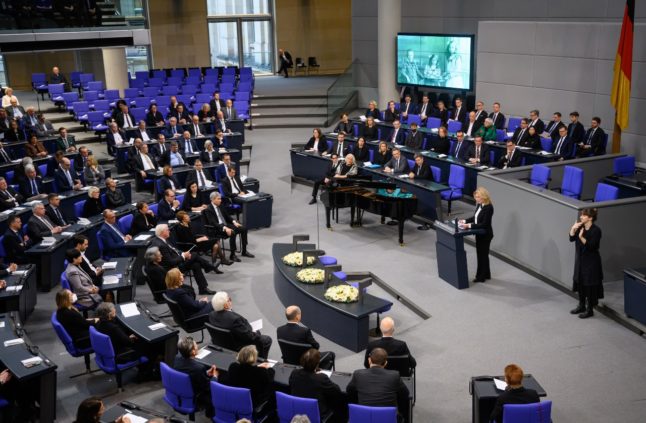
[[120, 303, 140, 318], [40, 237, 56, 247], [23, 200, 42, 207], [3, 338, 24, 347], [240, 175, 248, 182], [176, 189, 187, 194], [134, 234, 152, 241], [264, 359, 277, 368], [102, 275, 120, 285], [250, 319, 263, 332], [148, 322, 167, 331], [239, 191, 255, 198], [21, 357, 42, 368], [123, 414, 148, 423], [318, 370, 333, 378], [0, 210, 12, 216], [493, 378, 508, 391], [61, 232, 75, 237], [102, 261, 118, 270], [6, 285, 22, 292], [12, 270, 27, 276], [437, 154, 448, 158], [196, 348, 211, 359]]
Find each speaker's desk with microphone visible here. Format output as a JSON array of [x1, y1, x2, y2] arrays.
[[435, 220, 486, 290]]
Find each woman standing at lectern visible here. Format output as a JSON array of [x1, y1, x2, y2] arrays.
[[459, 187, 494, 283], [569, 208, 603, 319]]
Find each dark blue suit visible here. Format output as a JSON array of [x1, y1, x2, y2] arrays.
[[18, 177, 44, 199], [98, 223, 130, 258], [157, 199, 178, 221], [452, 140, 469, 160], [164, 124, 182, 139], [165, 287, 212, 320], [180, 138, 199, 155], [399, 101, 418, 116], [54, 168, 79, 192], [553, 135, 574, 159]]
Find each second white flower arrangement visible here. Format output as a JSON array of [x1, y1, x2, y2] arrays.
[[296, 268, 325, 284]]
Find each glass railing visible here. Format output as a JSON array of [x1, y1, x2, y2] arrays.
[[325, 60, 376, 127], [0, 0, 146, 32]]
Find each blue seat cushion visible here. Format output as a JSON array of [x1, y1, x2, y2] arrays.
[[115, 356, 148, 372], [333, 271, 347, 281], [319, 256, 337, 266]]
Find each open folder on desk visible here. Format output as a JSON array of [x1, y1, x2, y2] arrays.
[[120, 303, 140, 318]]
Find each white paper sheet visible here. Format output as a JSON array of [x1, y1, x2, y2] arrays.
[[12, 270, 28, 276], [134, 234, 152, 241], [102, 275, 120, 285], [123, 414, 148, 423], [318, 370, 333, 378], [21, 357, 42, 367], [493, 378, 507, 390], [250, 319, 263, 332], [102, 261, 118, 270], [3, 338, 24, 347], [148, 323, 166, 330], [120, 303, 140, 318], [196, 348, 212, 359]]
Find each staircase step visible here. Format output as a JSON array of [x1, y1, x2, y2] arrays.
[[251, 112, 327, 119], [251, 117, 325, 128], [252, 98, 327, 107], [253, 94, 326, 100]]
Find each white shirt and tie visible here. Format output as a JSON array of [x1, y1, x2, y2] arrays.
[[219, 119, 227, 132], [336, 142, 344, 156], [1, 189, 17, 207], [213, 204, 225, 225], [184, 139, 195, 154], [157, 143, 166, 155], [454, 107, 462, 121], [64, 169, 74, 188], [228, 175, 241, 194], [37, 215, 54, 231], [82, 253, 97, 273], [466, 121, 475, 137], [503, 149, 515, 169], [555, 136, 566, 155], [123, 113, 134, 128], [516, 128, 526, 142], [141, 153, 155, 170], [586, 128, 596, 145], [420, 103, 428, 117], [140, 130, 150, 141], [193, 124, 202, 137], [491, 112, 498, 125], [475, 110, 483, 121], [391, 129, 399, 144], [196, 169, 209, 187], [0, 148, 11, 162], [110, 223, 126, 241], [112, 131, 123, 145]]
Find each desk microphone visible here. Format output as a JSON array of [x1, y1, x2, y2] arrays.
[[120, 401, 139, 410]]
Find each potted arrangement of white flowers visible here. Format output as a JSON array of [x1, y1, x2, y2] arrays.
[[296, 268, 325, 284], [324, 284, 359, 303], [282, 252, 316, 267]]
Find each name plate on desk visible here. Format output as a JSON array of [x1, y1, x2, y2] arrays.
[[3, 338, 24, 347]]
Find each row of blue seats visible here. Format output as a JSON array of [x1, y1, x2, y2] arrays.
[[131, 66, 253, 81]]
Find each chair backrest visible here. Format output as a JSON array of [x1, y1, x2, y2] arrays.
[[427, 117, 441, 129], [593, 182, 619, 202], [185, 76, 201, 86], [205, 322, 242, 351], [162, 85, 179, 96], [187, 68, 202, 78], [104, 89, 120, 101], [613, 155, 635, 176], [385, 355, 412, 377], [507, 117, 522, 132], [430, 166, 441, 183], [448, 164, 466, 190], [447, 120, 461, 133], [143, 86, 160, 97], [210, 381, 253, 422], [32, 72, 47, 86], [60, 270, 71, 290], [561, 166, 584, 199], [170, 69, 185, 79], [529, 165, 551, 188], [118, 214, 133, 234], [74, 200, 86, 217], [167, 76, 183, 86], [48, 83, 65, 95], [163, 293, 187, 327], [51, 311, 77, 355], [540, 137, 552, 152], [149, 203, 159, 215], [276, 392, 321, 423], [88, 81, 104, 92], [496, 129, 506, 141], [61, 92, 79, 105], [277, 338, 311, 366], [160, 362, 196, 414], [92, 100, 110, 111], [89, 326, 117, 372], [348, 404, 397, 423], [124, 88, 140, 98], [407, 114, 421, 126], [407, 159, 415, 170], [84, 91, 99, 102], [0, 236, 5, 259], [502, 400, 552, 423]]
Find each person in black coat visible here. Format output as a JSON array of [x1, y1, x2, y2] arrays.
[[203, 193, 253, 261], [460, 187, 494, 283], [146, 103, 165, 127], [521, 126, 542, 150], [352, 137, 370, 164], [0, 178, 22, 211], [277, 306, 335, 370], [159, 165, 182, 191], [567, 111, 585, 145], [2, 216, 30, 264], [55, 289, 97, 350], [373, 141, 392, 167], [46, 193, 72, 226], [497, 140, 523, 169], [553, 125, 574, 160], [489, 364, 540, 423], [228, 345, 275, 407], [334, 113, 352, 135], [578, 117, 606, 157], [289, 349, 345, 421], [175, 210, 224, 271], [158, 189, 180, 221], [174, 337, 218, 418], [304, 128, 328, 155], [466, 136, 491, 166], [164, 268, 212, 322], [144, 247, 168, 297], [429, 126, 450, 154], [130, 202, 158, 235], [362, 117, 378, 141], [383, 101, 400, 123], [81, 187, 105, 218], [432, 100, 449, 126], [363, 317, 416, 372], [365, 101, 380, 119], [408, 154, 432, 181], [200, 140, 220, 163], [569, 208, 603, 319], [404, 123, 424, 149]]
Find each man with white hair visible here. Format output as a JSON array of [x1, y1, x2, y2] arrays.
[[98, 209, 132, 258], [18, 165, 46, 200], [22, 106, 39, 130], [363, 316, 416, 371], [208, 291, 272, 358], [203, 191, 253, 262], [27, 203, 63, 244], [150, 224, 215, 295]]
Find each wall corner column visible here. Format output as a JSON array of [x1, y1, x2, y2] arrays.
[[377, 0, 401, 105]]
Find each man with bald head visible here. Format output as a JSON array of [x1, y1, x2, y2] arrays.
[[54, 157, 82, 191], [276, 305, 335, 370], [363, 316, 416, 371]]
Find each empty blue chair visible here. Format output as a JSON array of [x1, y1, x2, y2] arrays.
[[235, 91, 251, 102], [49, 83, 65, 103], [148, 77, 164, 87], [130, 78, 146, 89], [431, 165, 442, 182], [124, 88, 140, 98], [149, 203, 159, 215], [61, 92, 80, 111], [170, 69, 185, 79], [560, 166, 584, 199], [80, 73, 94, 90], [199, 85, 216, 96], [160, 362, 196, 420], [440, 164, 465, 214], [507, 117, 522, 132], [221, 74, 236, 85], [92, 99, 110, 112], [407, 159, 415, 170], [502, 400, 552, 423], [187, 68, 202, 78], [276, 392, 323, 423], [150, 70, 165, 80], [32, 72, 48, 90], [177, 94, 194, 106], [406, 114, 422, 126], [51, 311, 94, 377], [426, 117, 441, 129], [203, 74, 219, 85], [348, 404, 397, 423], [220, 83, 235, 93], [143, 86, 160, 97], [181, 86, 198, 97], [87, 81, 104, 93], [167, 76, 183, 86], [185, 76, 201, 86], [210, 381, 267, 423], [529, 165, 551, 188], [131, 96, 151, 108], [540, 137, 552, 151], [87, 111, 109, 133], [118, 214, 134, 234], [613, 156, 635, 176], [234, 101, 250, 119], [195, 93, 212, 105], [74, 200, 86, 217], [593, 182, 619, 202], [223, 67, 236, 76], [496, 129, 506, 141], [162, 85, 179, 96], [89, 326, 148, 391], [237, 82, 252, 92], [131, 108, 147, 123], [4, 171, 14, 184], [447, 120, 461, 133], [84, 90, 100, 103]]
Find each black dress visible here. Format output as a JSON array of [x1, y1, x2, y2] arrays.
[[56, 307, 92, 349], [362, 124, 378, 141], [430, 136, 450, 154], [144, 262, 167, 297], [181, 193, 204, 211], [353, 146, 370, 163], [570, 224, 604, 305], [82, 197, 105, 218], [289, 369, 345, 419], [228, 362, 275, 407], [373, 150, 392, 167]]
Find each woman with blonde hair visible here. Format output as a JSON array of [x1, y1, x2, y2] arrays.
[[163, 267, 212, 321], [81, 186, 105, 218], [228, 345, 275, 408], [1, 87, 19, 108], [83, 156, 105, 185], [55, 289, 97, 349], [459, 187, 494, 282]]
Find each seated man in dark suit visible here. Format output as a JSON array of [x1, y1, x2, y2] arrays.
[[98, 209, 133, 258], [106, 122, 127, 156], [3, 216, 30, 264], [54, 157, 82, 192], [544, 112, 566, 143], [214, 111, 231, 133], [209, 291, 272, 358], [408, 154, 432, 180], [553, 125, 574, 161], [164, 117, 183, 139], [133, 120, 153, 142], [72, 234, 104, 286], [489, 102, 506, 130], [130, 202, 158, 236], [73, 146, 91, 174], [404, 123, 423, 149], [347, 348, 409, 421], [180, 131, 199, 156], [173, 337, 217, 418], [185, 159, 214, 190], [276, 305, 335, 370], [18, 165, 46, 201], [452, 131, 469, 161], [527, 109, 545, 135], [169, 104, 190, 125], [386, 120, 405, 145], [384, 148, 410, 174], [203, 192, 254, 262], [578, 116, 606, 156], [217, 153, 236, 181], [511, 118, 529, 145], [489, 364, 540, 423], [115, 105, 136, 129], [567, 111, 585, 145], [466, 136, 490, 166], [27, 203, 63, 244], [132, 144, 158, 189], [497, 140, 522, 169], [158, 189, 181, 221], [45, 193, 73, 227], [327, 132, 351, 157], [0, 142, 13, 165], [363, 317, 416, 372], [462, 111, 478, 138], [0, 177, 22, 211], [399, 94, 417, 121], [187, 115, 206, 138], [152, 134, 169, 159], [223, 99, 238, 121], [221, 166, 247, 200], [209, 92, 225, 115]]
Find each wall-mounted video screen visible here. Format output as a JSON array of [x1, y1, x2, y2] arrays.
[[397, 33, 475, 91]]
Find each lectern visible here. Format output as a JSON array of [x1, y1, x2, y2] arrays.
[[435, 220, 484, 289]]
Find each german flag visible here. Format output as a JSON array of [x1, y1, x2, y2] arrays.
[[611, 0, 634, 151]]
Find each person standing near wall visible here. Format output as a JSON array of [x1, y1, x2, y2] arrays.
[[277, 48, 292, 78], [569, 208, 603, 319]]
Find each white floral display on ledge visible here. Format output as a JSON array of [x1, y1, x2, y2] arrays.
[[296, 268, 325, 284], [282, 252, 316, 267], [324, 284, 359, 303]]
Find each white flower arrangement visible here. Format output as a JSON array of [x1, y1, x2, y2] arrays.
[[282, 252, 316, 267], [324, 284, 359, 303], [296, 268, 325, 284]]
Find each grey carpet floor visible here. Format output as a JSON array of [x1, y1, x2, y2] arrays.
[[16, 78, 646, 422]]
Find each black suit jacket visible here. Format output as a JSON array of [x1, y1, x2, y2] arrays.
[[364, 337, 417, 369], [221, 175, 245, 199], [227, 362, 275, 407], [583, 127, 606, 156], [185, 169, 213, 189], [276, 322, 319, 349], [208, 309, 261, 349], [512, 127, 529, 145], [489, 112, 506, 130], [54, 168, 80, 192], [146, 111, 165, 127], [173, 356, 211, 397], [130, 212, 157, 236], [150, 236, 184, 269], [465, 203, 494, 238], [430, 136, 450, 154], [45, 205, 71, 226], [27, 215, 56, 244], [452, 141, 469, 161], [115, 112, 136, 129], [187, 123, 206, 138], [404, 131, 423, 149], [95, 319, 134, 357], [553, 135, 574, 159], [497, 148, 522, 169], [462, 120, 478, 138], [466, 144, 490, 165], [386, 128, 405, 145], [347, 367, 409, 411], [289, 369, 342, 417], [56, 308, 92, 348], [328, 141, 351, 157], [452, 106, 466, 123], [490, 387, 540, 423], [165, 287, 211, 319], [2, 228, 28, 264], [567, 121, 585, 144], [209, 99, 225, 114], [472, 109, 488, 132], [0, 148, 13, 164], [335, 121, 352, 134], [544, 121, 566, 142], [200, 150, 220, 163], [133, 153, 158, 174], [362, 124, 378, 141], [305, 137, 328, 154], [203, 204, 236, 234], [73, 153, 88, 173], [411, 162, 432, 180], [157, 199, 179, 221], [159, 175, 181, 192], [353, 146, 370, 163], [528, 119, 545, 134], [383, 109, 400, 123], [0, 187, 22, 211]]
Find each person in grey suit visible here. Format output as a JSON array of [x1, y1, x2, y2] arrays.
[[384, 148, 410, 174], [223, 99, 238, 120], [34, 114, 57, 137], [27, 203, 63, 244], [65, 249, 102, 308], [347, 348, 410, 421]]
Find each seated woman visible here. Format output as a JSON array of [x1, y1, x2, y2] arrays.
[[181, 181, 207, 212], [82, 186, 105, 218], [476, 117, 497, 141], [228, 345, 275, 408], [383, 101, 400, 123], [146, 103, 165, 127], [289, 349, 345, 422], [365, 100, 380, 119], [429, 126, 450, 154], [212, 130, 226, 149], [304, 128, 327, 155], [362, 116, 378, 141], [373, 141, 392, 167], [521, 126, 542, 150], [105, 178, 126, 209], [160, 165, 181, 192], [353, 137, 370, 164], [55, 289, 97, 350], [1, 87, 18, 108], [144, 246, 168, 296], [74, 397, 131, 423], [433, 100, 449, 126], [197, 103, 213, 123], [175, 210, 226, 271], [83, 156, 105, 186], [24, 134, 48, 158], [65, 249, 102, 308], [164, 268, 212, 321], [130, 201, 158, 235], [334, 113, 352, 135], [200, 140, 220, 163], [4, 120, 24, 142]]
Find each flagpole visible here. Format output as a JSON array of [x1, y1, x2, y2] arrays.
[[612, 113, 622, 154]]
